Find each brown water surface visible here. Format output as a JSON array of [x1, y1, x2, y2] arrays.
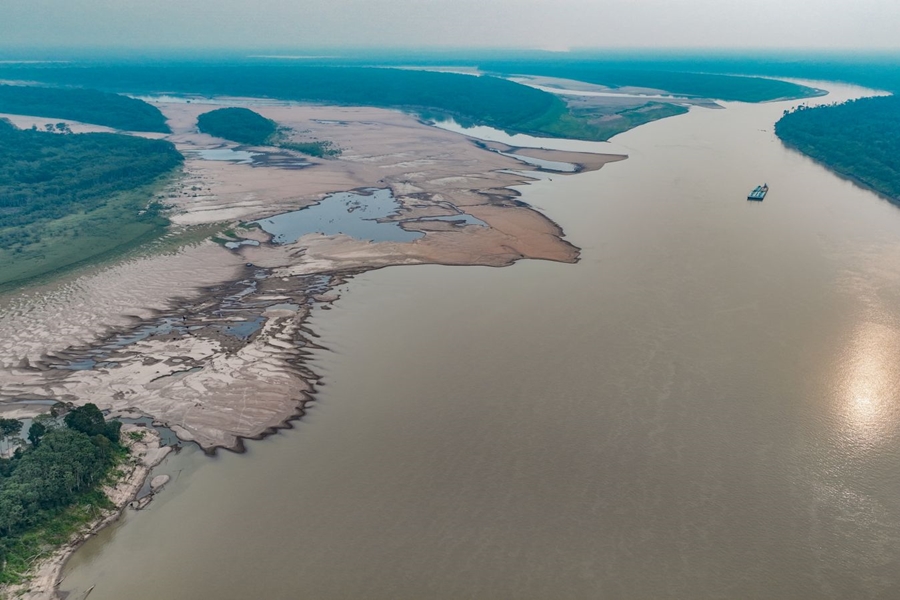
[[60, 82, 900, 599]]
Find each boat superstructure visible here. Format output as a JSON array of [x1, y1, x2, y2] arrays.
[[748, 184, 769, 201]]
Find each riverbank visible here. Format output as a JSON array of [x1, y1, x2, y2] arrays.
[[0, 424, 171, 600], [775, 93, 899, 206]]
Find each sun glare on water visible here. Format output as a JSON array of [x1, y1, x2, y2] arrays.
[[836, 321, 900, 453]]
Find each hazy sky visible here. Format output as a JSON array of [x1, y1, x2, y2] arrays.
[[1, 0, 898, 51]]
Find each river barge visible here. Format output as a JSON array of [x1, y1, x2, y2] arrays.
[[748, 184, 768, 201]]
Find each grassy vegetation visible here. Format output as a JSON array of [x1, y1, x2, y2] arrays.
[[566, 101, 690, 140], [0, 119, 183, 288], [775, 96, 900, 202], [0, 406, 125, 587], [278, 140, 341, 157], [0, 84, 170, 132]]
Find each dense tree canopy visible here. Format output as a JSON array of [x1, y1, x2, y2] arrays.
[[775, 96, 900, 202], [0, 407, 123, 581], [197, 107, 277, 145], [0, 120, 182, 226], [0, 119, 183, 286], [0, 84, 170, 133], [64, 404, 122, 442]]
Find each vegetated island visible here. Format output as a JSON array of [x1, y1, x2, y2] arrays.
[[0, 118, 184, 287], [197, 106, 340, 157], [0, 84, 170, 133], [775, 95, 900, 203]]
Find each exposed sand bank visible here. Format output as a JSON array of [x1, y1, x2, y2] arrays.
[[0, 100, 625, 451]]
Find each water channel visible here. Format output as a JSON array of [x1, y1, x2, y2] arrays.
[[60, 81, 900, 599]]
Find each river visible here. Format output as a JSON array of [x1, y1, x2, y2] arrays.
[[59, 81, 900, 599]]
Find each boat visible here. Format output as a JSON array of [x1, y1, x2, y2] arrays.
[[747, 184, 768, 201]]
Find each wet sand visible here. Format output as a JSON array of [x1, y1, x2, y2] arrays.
[[0, 100, 624, 451]]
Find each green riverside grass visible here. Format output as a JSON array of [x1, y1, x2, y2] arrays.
[[0, 177, 177, 290]]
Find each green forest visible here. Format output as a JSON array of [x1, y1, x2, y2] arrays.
[[0, 64, 609, 140], [196, 107, 342, 156], [197, 107, 276, 144], [775, 96, 900, 202], [0, 85, 170, 133], [0, 405, 124, 585], [0, 119, 183, 287]]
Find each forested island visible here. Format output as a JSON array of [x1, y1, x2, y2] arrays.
[[197, 107, 277, 145], [0, 119, 183, 287], [776, 96, 900, 202], [0, 405, 123, 585], [0, 85, 170, 133], [197, 107, 341, 156]]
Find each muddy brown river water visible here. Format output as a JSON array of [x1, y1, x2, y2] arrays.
[[59, 82, 900, 599]]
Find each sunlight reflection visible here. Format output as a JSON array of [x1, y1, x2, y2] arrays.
[[837, 321, 900, 452]]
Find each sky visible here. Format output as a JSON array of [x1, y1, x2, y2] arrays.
[[1, 0, 899, 52]]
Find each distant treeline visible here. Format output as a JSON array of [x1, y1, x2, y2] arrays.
[[0, 119, 183, 286], [477, 61, 819, 102], [0, 84, 170, 132], [0, 64, 599, 139], [555, 54, 900, 94], [0, 405, 123, 584], [775, 96, 900, 202]]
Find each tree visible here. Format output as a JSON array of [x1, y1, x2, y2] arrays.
[[63, 404, 121, 443], [33, 413, 59, 430], [0, 419, 22, 454], [63, 404, 106, 437], [27, 421, 47, 447]]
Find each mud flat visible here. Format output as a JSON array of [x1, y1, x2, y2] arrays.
[[0, 100, 624, 451]]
